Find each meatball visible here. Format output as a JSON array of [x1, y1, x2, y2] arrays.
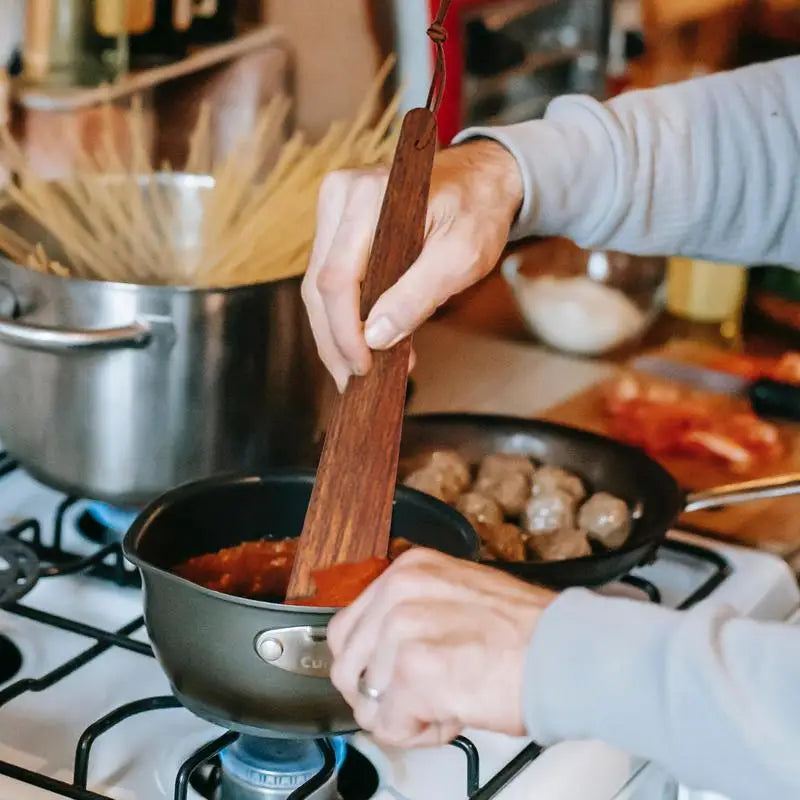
[[402, 449, 471, 503], [427, 450, 471, 489], [578, 492, 631, 549], [476, 522, 527, 562], [403, 466, 450, 502], [521, 489, 575, 534], [474, 453, 535, 515], [531, 466, 586, 502], [456, 492, 504, 526], [527, 528, 592, 562]]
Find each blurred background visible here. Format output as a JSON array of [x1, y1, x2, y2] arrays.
[[2, 0, 798, 168], [1, 0, 800, 370]]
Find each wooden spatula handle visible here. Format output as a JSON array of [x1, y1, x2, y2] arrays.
[[287, 108, 437, 599]]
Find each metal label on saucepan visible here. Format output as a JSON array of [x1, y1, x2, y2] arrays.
[[254, 627, 332, 678]]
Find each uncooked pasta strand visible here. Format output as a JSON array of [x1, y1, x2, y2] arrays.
[[0, 56, 400, 287]]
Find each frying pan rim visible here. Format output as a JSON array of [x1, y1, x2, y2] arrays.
[[122, 468, 479, 612], [402, 412, 685, 569]]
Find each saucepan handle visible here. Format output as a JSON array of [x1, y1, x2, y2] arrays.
[[254, 626, 332, 679], [684, 473, 800, 513], [0, 317, 152, 352]]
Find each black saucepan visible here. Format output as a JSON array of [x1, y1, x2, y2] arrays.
[[400, 414, 800, 588], [122, 470, 478, 739]]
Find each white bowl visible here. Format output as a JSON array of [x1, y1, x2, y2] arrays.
[[502, 239, 666, 357]]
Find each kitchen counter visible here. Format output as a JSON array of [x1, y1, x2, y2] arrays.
[[411, 322, 614, 417]]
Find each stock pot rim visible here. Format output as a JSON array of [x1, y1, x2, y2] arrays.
[[0, 172, 300, 295], [0, 252, 294, 296]]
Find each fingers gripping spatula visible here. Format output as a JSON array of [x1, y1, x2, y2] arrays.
[[286, 3, 453, 600]]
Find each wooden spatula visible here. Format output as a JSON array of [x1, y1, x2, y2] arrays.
[[286, 107, 438, 600]]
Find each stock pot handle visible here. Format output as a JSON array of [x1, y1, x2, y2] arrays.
[[684, 473, 800, 513], [0, 317, 152, 352]]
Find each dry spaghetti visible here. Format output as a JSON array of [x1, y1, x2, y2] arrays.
[[0, 57, 400, 288]]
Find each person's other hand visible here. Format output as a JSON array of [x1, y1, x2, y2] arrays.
[[302, 140, 523, 391], [327, 548, 555, 747]]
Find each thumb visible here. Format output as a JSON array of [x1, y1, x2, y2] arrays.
[[364, 232, 484, 350]]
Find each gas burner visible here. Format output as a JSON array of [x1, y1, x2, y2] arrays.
[[0, 634, 22, 685], [190, 737, 379, 800], [80, 502, 140, 544]]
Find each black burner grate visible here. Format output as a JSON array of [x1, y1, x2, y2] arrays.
[[0, 454, 731, 800], [0, 634, 22, 684]]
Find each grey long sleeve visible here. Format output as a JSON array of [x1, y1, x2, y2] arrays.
[[453, 58, 800, 799], [525, 591, 800, 799], [454, 56, 800, 266]]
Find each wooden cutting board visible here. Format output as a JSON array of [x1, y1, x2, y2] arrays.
[[541, 343, 800, 558]]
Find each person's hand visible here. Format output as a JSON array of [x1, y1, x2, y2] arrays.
[[327, 548, 555, 747], [302, 140, 524, 391]]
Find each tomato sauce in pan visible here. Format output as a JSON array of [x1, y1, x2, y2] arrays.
[[172, 537, 416, 606]]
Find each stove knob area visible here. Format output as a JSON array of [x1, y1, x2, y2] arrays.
[[256, 636, 284, 662]]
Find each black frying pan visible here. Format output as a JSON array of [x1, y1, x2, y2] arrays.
[[400, 414, 800, 588]]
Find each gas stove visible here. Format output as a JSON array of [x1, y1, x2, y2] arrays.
[[0, 450, 797, 800]]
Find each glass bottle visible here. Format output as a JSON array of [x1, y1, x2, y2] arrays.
[[666, 257, 747, 345], [24, 0, 109, 86]]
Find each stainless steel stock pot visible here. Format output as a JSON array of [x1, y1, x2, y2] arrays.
[[0, 174, 323, 505]]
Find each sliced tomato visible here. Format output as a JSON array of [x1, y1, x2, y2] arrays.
[[705, 353, 773, 381], [603, 374, 783, 470], [770, 353, 800, 384], [681, 430, 754, 470]]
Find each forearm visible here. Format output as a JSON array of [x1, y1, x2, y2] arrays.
[[526, 590, 800, 799], [455, 56, 800, 267]]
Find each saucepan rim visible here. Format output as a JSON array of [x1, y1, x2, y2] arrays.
[[122, 468, 479, 613], [0, 250, 291, 295]]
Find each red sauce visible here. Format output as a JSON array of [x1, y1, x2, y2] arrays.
[[172, 539, 297, 601], [172, 538, 415, 606], [285, 557, 391, 607]]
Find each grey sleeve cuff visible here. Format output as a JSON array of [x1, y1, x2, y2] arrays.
[[522, 588, 679, 745], [451, 95, 621, 243]]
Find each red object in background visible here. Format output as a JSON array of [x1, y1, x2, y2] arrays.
[[603, 374, 784, 472], [428, 0, 496, 145], [606, 75, 633, 96]]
